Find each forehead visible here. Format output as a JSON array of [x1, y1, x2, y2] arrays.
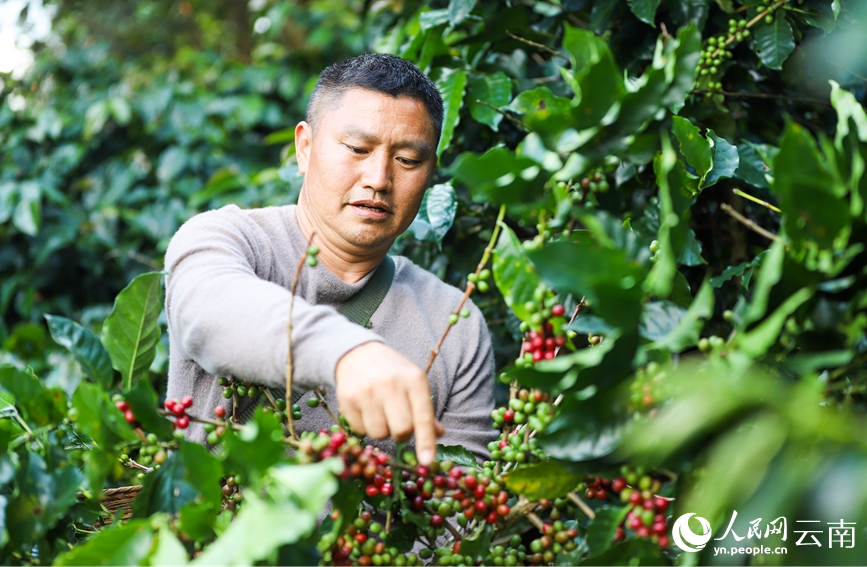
[[319, 88, 437, 144]]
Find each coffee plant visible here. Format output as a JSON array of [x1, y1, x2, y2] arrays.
[[1, 0, 866, 565]]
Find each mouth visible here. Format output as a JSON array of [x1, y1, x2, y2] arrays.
[[348, 200, 392, 214]]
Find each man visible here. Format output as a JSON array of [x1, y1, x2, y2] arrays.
[[164, 54, 496, 465]]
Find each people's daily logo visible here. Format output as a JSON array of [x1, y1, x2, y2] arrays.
[[673, 513, 713, 552]]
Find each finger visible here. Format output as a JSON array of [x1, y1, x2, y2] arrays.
[[382, 390, 414, 443], [339, 403, 366, 437], [407, 379, 437, 465], [361, 401, 389, 440]]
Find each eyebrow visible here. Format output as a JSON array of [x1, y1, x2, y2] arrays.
[[339, 125, 433, 156]]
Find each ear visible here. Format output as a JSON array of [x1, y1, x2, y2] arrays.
[[295, 121, 313, 174]]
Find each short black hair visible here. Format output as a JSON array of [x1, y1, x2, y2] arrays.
[[306, 53, 444, 145]]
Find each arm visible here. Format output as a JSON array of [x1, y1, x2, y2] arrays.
[[165, 207, 381, 391]]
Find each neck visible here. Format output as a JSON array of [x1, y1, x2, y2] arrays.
[[295, 200, 389, 284]]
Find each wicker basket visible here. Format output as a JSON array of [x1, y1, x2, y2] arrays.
[[78, 485, 143, 528]]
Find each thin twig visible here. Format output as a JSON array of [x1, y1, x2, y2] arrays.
[[506, 31, 570, 63], [567, 491, 596, 520], [720, 203, 780, 241], [385, 509, 392, 534], [526, 512, 546, 531], [124, 458, 154, 474], [231, 390, 239, 424], [286, 231, 316, 440], [733, 188, 781, 213], [692, 88, 830, 106], [424, 205, 507, 375], [710, 0, 788, 60], [473, 99, 527, 130], [316, 388, 345, 430]]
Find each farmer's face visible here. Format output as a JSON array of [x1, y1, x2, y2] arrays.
[[295, 87, 438, 254]]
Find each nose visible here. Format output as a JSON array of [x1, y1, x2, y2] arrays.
[[360, 151, 392, 193]]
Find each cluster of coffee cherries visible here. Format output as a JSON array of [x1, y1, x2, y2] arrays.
[[491, 388, 553, 432], [528, 522, 580, 564], [466, 268, 491, 294], [118, 431, 170, 480], [216, 377, 304, 422], [202, 405, 229, 445], [221, 475, 243, 511], [603, 466, 672, 548], [629, 362, 665, 412], [114, 398, 138, 425], [163, 396, 194, 429], [306, 244, 321, 267], [514, 286, 569, 368], [578, 169, 610, 194]]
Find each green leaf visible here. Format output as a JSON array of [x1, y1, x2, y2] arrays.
[[492, 224, 541, 322], [460, 525, 494, 562], [436, 444, 478, 468], [72, 382, 140, 448], [734, 288, 812, 358], [101, 271, 163, 389], [663, 24, 703, 108], [82, 100, 109, 140], [672, 116, 712, 181], [585, 506, 631, 557], [651, 279, 714, 351], [703, 130, 739, 188], [45, 314, 114, 389], [539, 413, 625, 462], [12, 181, 41, 236], [221, 409, 287, 483], [750, 11, 796, 70], [268, 459, 341, 515], [830, 81, 867, 146], [447, 0, 477, 25], [132, 441, 220, 517], [0, 366, 67, 428], [773, 120, 849, 248], [742, 239, 785, 326], [407, 182, 457, 249], [507, 86, 572, 142], [436, 69, 468, 157], [151, 523, 189, 565], [55, 519, 155, 566], [639, 301, 687, 342], [570, 50, 623, 131], [193, 493, 315, 566], [467, 72, 512, 130], [0, 182, 16, 225], [124, 379, 176, 440], [734, 142, 772, 189], [628, 0, 661, 26], [503, 461, 584, 500], [449, 147, 546, 204]]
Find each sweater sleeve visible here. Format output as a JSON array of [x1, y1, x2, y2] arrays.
[[435, 300, 497, 463], [164, 208, 382, 391]]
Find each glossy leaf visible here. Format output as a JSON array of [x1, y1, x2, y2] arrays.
[[639, 301, 687, 342], [750, 12, 796, 70], [221, 409, 287, 483], [55, 519, 155, 566], [734, 142, 772, 189], [436, 69, 468, 157], [467, 72, 512, 130], [628, 0, 660, 26], [507, 86, 572, 142], [448, 0, 477, 25], [123, 379, 175, 439], [585, 506, 631, 556], [45, 314, 114, 389], [651, 279, 714, 351], [12, 181, 41, 237], [504, 461, 584, 500], [703, 130, 739, 188], [672, 115, 712, 181], [449, 147, 546, 204], [436, 444, 479, 468], [492, 224, 541, 322], [407, 182, 457, 249], [0, 366, 67, 428], [101, 271, 163, 389]]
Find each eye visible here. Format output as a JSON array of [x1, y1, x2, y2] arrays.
[[397, 157, 422, 167], [345, 145, 367, 155]]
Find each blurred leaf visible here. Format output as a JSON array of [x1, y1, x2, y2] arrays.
[[669, 0, 710, 28], [678, 229, 706, 266], [55, 519, 154, 566], [449, 147, 546, 204], [0, 366, 66, 428], [830, 81, 867, 145], [132, 441, 220, 517], [750, 12, 796, 70], [436, 444, 478, 468], [663, 25, 702, 108], [773, 121, 848, 248], [436, 69, 468, 157], [151, 523, 189, 565], [467, 72, 512, 130], [702, 130, 739, 188], [628, 0, 660, 26], [221, 409, 286, 483], [504, 461, 583, 500], [82, 100, 109, 140], [45, 314, 114, 389], [571, 50, 623, 131], [123, 379, 175, 440], [651, 279, 714, 351], [101, 272, 163, 389], [734, 142, 772, 189], [12, 181, 41, 236], [640, 301, 687, 342], [492, 224, 541, 322], [72, 382, 139, 447], [585, 506, 631, 557], [268, 459, 341, 515], [407, 182, 457, 249], [507, 86, 572, 142], [672, 116, 712, 181], [460, 525, 493, 563], [448, 0, 477, 25], [0, 182, 16, 224], [193, 492, 315, 566], [742, 239, 785, 325], [735, 288, 812, 358], [157, 146, 188, 184]]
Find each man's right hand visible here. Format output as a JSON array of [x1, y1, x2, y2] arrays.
[[334, 341, 443, 464]]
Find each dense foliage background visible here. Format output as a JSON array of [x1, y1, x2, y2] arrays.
[[1, 0, 866, 565]]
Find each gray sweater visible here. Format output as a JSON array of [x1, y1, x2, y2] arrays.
[[164, 204, 496, 460]]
